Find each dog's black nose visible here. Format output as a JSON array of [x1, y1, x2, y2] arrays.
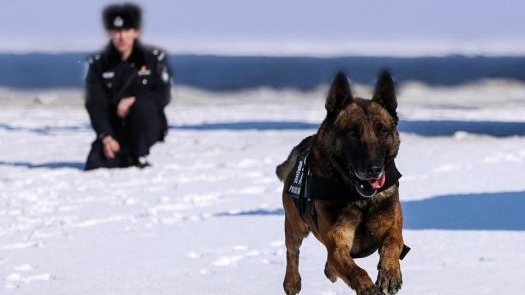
[[366, 165, 383, 178]]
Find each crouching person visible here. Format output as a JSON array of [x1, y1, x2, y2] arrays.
[[84, 3, 171, 170]]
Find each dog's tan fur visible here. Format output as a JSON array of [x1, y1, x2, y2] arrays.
[[277, 72, 405, 295]]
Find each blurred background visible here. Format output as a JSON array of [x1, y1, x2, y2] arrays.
[[1, 0, 525, 91]]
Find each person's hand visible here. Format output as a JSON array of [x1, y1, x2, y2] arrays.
[[102, 135, 120, 159], [117, 96, 136, 118]]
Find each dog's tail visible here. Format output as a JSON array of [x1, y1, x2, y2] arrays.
[[276, 135, 314, 181], [275, 153, 298, 182]]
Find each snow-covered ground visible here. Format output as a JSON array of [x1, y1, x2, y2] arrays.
[[1, 82, 525, 294]]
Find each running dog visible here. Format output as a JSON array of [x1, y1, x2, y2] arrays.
[[276, 71, 409, 295]]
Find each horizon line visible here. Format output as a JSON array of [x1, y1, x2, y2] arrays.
[[2, 39, 525, 58]]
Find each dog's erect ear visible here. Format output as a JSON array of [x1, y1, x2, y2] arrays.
[[372, 70, 398, 123], [326, 72, 353, 114]]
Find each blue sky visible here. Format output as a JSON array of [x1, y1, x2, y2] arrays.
[[1, 0, 524, 55]]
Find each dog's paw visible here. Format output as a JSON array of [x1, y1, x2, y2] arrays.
[[324, 262, 338, 283], [376, 268, 402, 295], [357, 285, 383, 295], [283, 274, 301, 295]]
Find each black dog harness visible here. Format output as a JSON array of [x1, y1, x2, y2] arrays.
[[286, 151, 410, 260]]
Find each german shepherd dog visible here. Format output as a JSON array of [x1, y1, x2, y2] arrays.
[[276, 71, 408, 295]]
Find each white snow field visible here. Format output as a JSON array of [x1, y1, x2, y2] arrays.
[[1, 81, 525, 294]]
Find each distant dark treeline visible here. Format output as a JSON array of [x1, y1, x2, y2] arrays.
[[1, 53, 525, 91]]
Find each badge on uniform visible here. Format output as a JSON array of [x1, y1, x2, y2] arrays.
[[102, 71, 115, 79], [161, 69, 169, 83], [113, 16, 124, 28]]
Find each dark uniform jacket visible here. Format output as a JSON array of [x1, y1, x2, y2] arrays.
[[85, 40, 171, 143]]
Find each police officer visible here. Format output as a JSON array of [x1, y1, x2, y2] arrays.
[[84, 3, 171, 170]]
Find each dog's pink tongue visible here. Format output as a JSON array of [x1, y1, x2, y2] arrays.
[[369, 172, 386, 189]]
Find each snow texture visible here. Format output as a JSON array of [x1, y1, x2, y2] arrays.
[[1, 82, 525, 294]]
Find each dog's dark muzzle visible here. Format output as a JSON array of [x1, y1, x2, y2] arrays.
[[350, 164, 385, 198], [365, 165, 383, 179]]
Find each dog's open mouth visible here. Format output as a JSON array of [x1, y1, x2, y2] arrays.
[[355, 172, 386, 198], [369, 172, 386, 189]]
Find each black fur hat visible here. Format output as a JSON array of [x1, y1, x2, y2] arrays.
[[102, 3, 142, 30]]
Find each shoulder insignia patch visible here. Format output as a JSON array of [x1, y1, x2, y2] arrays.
[[161, 69, 170, 83], [157, 51, 166, 61], [102, 71, 115, 79]]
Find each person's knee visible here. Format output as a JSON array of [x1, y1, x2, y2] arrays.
[[129, 99, 158, 119]]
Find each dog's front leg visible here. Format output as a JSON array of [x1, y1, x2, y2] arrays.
[[325, 225, 382, 295], [375, 202, 404, 295]]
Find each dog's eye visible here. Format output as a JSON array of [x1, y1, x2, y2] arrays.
[[376, 123, 390, 136], [343, 127, 359, 137]]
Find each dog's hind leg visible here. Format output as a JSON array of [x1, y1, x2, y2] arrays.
[[282, 197, 309, 295], [324, 260, 338, 283]]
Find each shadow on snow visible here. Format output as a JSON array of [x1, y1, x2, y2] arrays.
[[1, 120, 524, 137], [0, 123, 90, 135], [172, 120, 525, 137], [398, 120, 525, 137], [173, 121, 318, 131], [0, 161, 84, 170], [217, 191, 525, 231], [402, 191, 525, 230]]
